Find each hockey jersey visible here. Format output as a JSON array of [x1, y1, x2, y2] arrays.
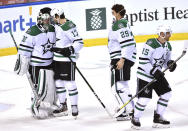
[[18, 24, 56, 66], [108, 18, 136, 62], [137, 38, 172, 82], [53, 20, 83, 62]]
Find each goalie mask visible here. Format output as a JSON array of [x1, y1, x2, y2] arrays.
[[157, 25, 172, 39], [37, 7, 52, 30]]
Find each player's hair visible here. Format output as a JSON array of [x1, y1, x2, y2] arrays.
[[60, 13, 65, 19], [112, 4, 126, 17]]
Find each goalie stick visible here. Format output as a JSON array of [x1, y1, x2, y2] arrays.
[[113, 42, 188, 118], [9, 29, 51, 109], [67, 56, 113, 118]]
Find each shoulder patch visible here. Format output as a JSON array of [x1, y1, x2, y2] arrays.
[[146, 38, 161, 49], [60, 20, 76, 31], [146, 39, 153, 46], [112, 19, 128, 31]]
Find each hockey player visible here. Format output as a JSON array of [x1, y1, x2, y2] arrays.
[[108, 4, 136, 121], [14, 7, 56, 119], [50, 8, 83, 117], [131, 25, 177, 129]]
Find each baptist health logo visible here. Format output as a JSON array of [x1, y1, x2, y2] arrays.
[[0, 7, 36, 34], [86, 7, 106, 31]]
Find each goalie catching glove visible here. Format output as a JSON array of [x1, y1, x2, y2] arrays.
[[52, 46, 75, 57]]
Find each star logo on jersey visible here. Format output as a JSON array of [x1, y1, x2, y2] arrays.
[[42, 39, 55, 54], [153, 55, 165, 68]]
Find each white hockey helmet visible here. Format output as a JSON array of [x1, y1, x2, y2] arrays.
[[51, 8, 64, 17], [51, 8, 59, 18], [157, 25, 172, 37]]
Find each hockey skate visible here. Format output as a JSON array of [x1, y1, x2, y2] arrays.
[[71, 105, 78, 119], [116, 110, 133, 121], [131, 116, 141, 130], [152, 111, 170, 128], [52, 101, 68, 117]]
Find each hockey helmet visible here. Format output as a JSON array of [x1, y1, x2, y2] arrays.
[[157, 25, 172, 37], [51, 8, 64, 18]]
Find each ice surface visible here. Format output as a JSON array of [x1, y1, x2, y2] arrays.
[[0, 41, 188, 131]]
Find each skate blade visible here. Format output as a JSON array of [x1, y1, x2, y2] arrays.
[[152, 123, 170, 128], [53, 111, 68, 117], [116, 117, 131, 121], [131, 124, 141, 130], [73, 116, 78, 120]]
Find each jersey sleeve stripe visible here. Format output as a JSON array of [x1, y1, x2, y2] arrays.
[[121, 43, 135, 48], [139, 57, 150, 60], [110, 50, 121, 55], [31, 56, 53, 60], [20, 44, 34, 49], [18, 48, 32, 52], [120, 39, 134, 44], [73, 39, 83, 43]]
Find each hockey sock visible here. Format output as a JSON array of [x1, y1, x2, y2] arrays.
[[156, 92, 171, 116], [55, 80, 67, 103], [64, 81, 78, 105], [116, 81, 133, 112], [134, 97, 150, 118]]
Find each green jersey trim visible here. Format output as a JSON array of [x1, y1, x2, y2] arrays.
[[112, 19, 128, 31], [60, 20, 76, 31], [137, 71, 154, 79], [26, 25, 42, 36]]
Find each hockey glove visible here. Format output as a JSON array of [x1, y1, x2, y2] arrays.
[[167, 60, 177, 72], [153, 69, 165, 80], [110, 59, 120, 69], [52, 46, 75, 57]]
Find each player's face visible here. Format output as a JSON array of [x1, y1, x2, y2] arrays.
[[53, 15, 59, 24], [112, 10, 118, 20], [43, 18, 50, 25], [165, 32, 171, 41]]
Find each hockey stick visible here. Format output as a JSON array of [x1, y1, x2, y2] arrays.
[[111, 68, 125, 105], [68, 56, 113, 118], [9, 30, 46, 107], [113, 42, 188, 118]]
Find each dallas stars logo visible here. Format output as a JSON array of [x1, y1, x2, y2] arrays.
[[41, 39, 55, 54], [153, 55, 165, 68]]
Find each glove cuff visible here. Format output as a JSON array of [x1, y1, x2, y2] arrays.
[[70, 46, 75, 54], [150, 66, 158, 76]]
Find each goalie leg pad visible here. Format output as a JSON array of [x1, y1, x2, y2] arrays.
[[31, 69, 56, 118]]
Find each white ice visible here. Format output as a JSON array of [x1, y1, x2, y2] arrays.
[[0, 41, 188, 131]]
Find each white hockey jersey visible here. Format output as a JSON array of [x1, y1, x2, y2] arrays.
[[53, 20, 83, 62], [137, 38, 172, 82], [18, 24, 56, 66], [108, 18, 136, 62]]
